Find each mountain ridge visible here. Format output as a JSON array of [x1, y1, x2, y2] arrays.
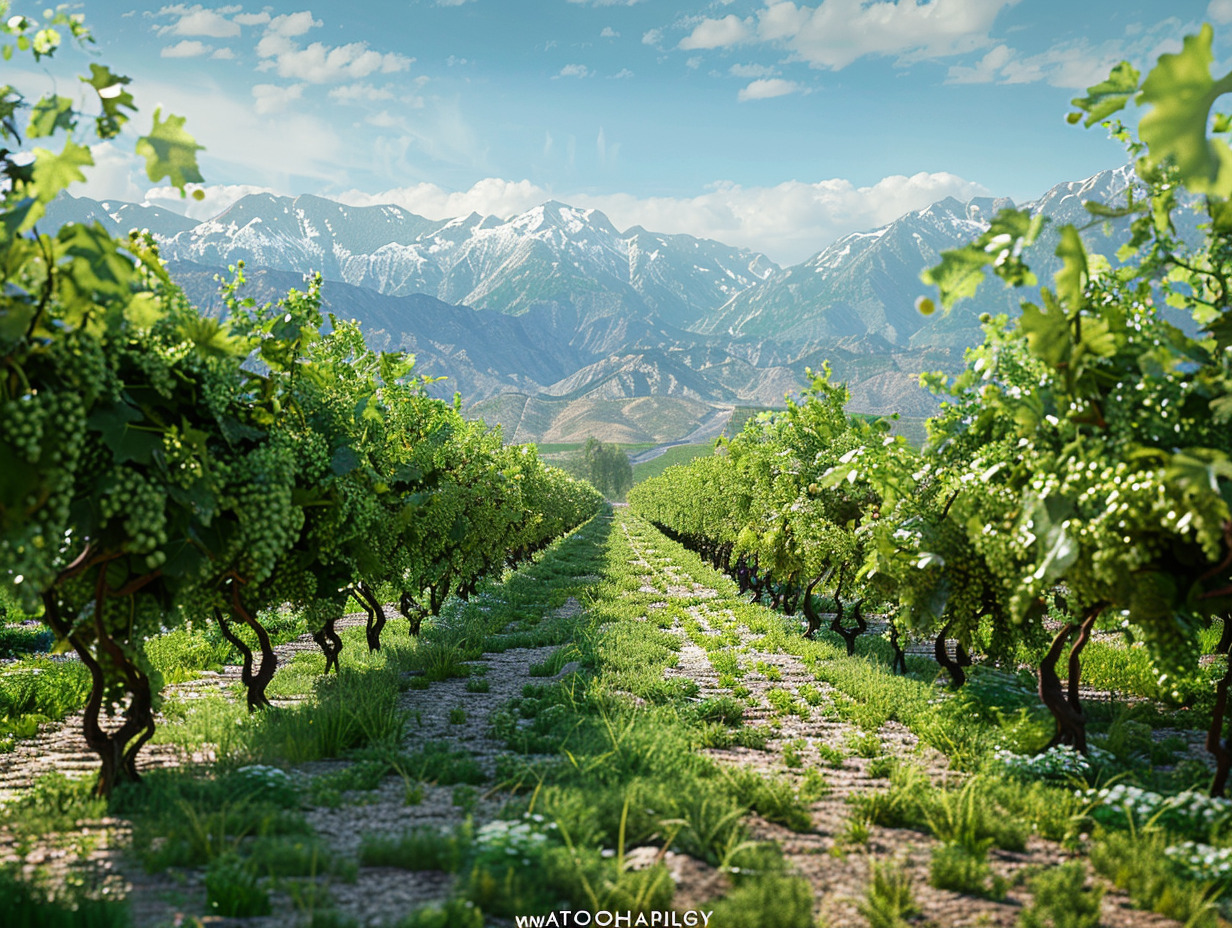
[[46, 165, 1145, 441]]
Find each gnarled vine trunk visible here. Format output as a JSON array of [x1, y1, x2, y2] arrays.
[[934, 620, 967, 689], [313, 617, 343, 674], [888, 619, 908, 676], [827, 564, 866, 655], [802, 574, 824, 639], [1038, 604, 1102, 754], [44, 581, 156, 797], [353, 582, 387, 652]]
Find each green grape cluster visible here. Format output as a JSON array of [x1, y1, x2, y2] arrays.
[[97, 468, 168, 566]]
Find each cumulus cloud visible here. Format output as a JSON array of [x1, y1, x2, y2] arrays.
[[946, 21, 1186, 88], [233, 11, 270, 26], [338, 171, 991, 264], [611, 68, 634, 79], [73, 141, 151, 205], [145, 182, 279, 220], [252, 82, 305, 115], [1210, 0, 1232, 25], [745, 0, 1016, 70], [556, 63, 593, 78], [684, 0, 1010, 70], [211, 47, 236, 59], [338, 178, 552, 221], [256, 33, 413, 83], [437, 0, 477, 5], [161, 39, 212, 57], [328, 82, 398, 103], [730, 62, 778, 78], [601, 26, 620, 38], [642, 28, 663, 47], [679, 14, 752, 50], [737, 77, 803, 100], [156, 3, 240, 39], [266, 10, 321, 37]]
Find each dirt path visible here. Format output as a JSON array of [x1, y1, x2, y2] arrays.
[[617, 516, 1186, 928], [0, 513, 1201, 927]]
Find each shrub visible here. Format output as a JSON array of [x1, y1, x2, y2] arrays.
[[859, 860, 919, 928], [709, 874, 814, 928], [929, 843, 1005, 899], [204, 853, 270, 918], [1019, 861, 1103, 928], [1090, 831, 1220, 928]]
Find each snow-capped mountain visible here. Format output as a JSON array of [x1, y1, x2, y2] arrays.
[[73, 194, 777, 330], [698, 166, 1144, 351], [45, 166, 1152, 440]]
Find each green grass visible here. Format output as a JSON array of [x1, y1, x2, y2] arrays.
[[631, 443, 716, 484], [0, 658, 92, 752]]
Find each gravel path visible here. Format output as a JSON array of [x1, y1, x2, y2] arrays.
[[617, 516, 1187, 928]]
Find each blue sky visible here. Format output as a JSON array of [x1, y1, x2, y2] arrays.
[[28, 0, 1231, 263]]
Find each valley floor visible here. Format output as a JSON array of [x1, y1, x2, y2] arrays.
[[0, 509, 1220, 928]]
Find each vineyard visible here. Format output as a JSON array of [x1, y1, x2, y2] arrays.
[[6, 6, 1232, 928]]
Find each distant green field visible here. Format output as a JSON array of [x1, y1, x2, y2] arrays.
[[632, 443, 717, 484]]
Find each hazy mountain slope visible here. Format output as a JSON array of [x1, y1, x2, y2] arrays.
[[43, 193, 200, 239]]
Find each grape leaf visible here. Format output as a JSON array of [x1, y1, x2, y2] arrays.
[[81, 64, 135, 140], [26, 94, 74, 138], [1137, 24, 1232, 196], [1068, 61, 1140, 127], [1053, 225, 1087, 309], [135, 108, 203, 192], [30, 139, 92, 203]]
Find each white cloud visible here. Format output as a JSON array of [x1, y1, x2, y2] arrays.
[[328, 82, 398, 103], [946, 21, 1187, 88], [116, 73, 348, 186], [567, 0, 647, 6], [730, 62, 778, 78], [266, 11, 321, 37], [642, 28, 663, 47], [156, 4, 240, 38], [73, 141, 150, 204], [256, 33, 413, 83], [339, 178, 551, 221], [556, 63, 593, 78], [737, 77, 803, 100], [752, 0, 1016, 70], [601, 26, 620, 38], [252, 82, 305, 115], [1210, 0, 1232, 25], [680, 14, 753, 50], [611, 68, 634, 79], [161, 39, 212, 57], [146, 182, 278, 220], [437, 0, 477, 5], [211, 47, 236, 59], [233, 11, 270, 26], [338, 171, 990, 264]]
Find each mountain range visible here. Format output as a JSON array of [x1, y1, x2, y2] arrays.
[[44, 166, 1141, 443]]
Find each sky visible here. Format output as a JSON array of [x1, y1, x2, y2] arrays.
[[21, 0, 1232, 265]]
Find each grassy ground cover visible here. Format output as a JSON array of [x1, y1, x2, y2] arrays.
[[0, 509, 1227, 926]]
